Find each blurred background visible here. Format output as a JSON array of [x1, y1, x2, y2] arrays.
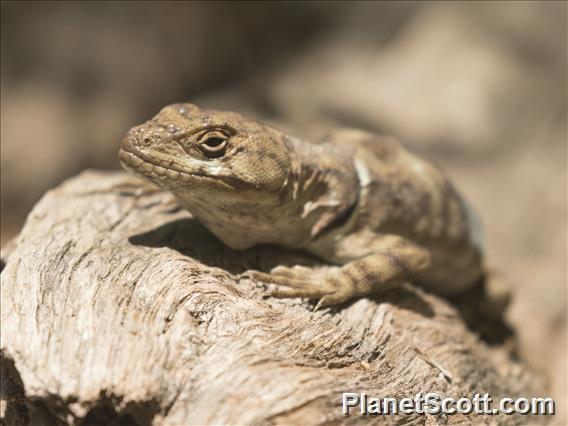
[[1, 0, 566, 419]]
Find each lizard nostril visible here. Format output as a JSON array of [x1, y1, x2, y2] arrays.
[[142, 137, 152, 145]]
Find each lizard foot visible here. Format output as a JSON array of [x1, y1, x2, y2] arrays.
[[246, 265, 356, 309]]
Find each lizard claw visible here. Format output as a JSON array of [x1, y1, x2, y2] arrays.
[[313, 299, 326, 312], [314, 292, 351, 310]]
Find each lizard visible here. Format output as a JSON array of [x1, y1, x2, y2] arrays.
[[118, 103, 487, 310]]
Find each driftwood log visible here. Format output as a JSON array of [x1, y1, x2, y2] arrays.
[[1, 171, 546, 425]]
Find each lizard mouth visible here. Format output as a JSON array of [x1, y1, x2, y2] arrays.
[[119, 146, 241, 191], [118, 147, 196, 186]]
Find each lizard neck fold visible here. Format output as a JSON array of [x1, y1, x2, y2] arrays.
[[283, 137, 360, 241]]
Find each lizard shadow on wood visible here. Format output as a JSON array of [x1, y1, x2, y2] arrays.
[[128, 218, 436, 319]]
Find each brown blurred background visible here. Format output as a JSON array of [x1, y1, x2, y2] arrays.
[[1, 0, 566, 419]]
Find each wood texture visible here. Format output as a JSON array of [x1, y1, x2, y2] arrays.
[[1, 171, 546, 425]]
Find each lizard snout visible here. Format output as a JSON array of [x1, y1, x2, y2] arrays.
[[122, 125, 172, 153]]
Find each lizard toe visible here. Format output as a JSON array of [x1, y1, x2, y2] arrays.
[[270, 265, 312, 279], [268, 286, 330, 300], [247, 270, 309, 289], [314, 291, 352, 310]]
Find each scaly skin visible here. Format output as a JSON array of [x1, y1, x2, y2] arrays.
[[119, 103, 484, 308]]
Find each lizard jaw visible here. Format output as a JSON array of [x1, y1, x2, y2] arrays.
[[119, 147, 194, 187], [119, 147, 239, 193]]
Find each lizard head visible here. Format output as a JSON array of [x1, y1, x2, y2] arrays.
[[120, 103, 294, 202], [119, 103, 303, 248]]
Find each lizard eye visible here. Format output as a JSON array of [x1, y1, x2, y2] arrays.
[[198, 130, 229, 158]]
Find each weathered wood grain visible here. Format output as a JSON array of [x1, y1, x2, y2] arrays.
[[0, 171, 546, 425]]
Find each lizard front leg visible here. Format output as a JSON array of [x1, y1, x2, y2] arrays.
[[248, 236, 431, 309]]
